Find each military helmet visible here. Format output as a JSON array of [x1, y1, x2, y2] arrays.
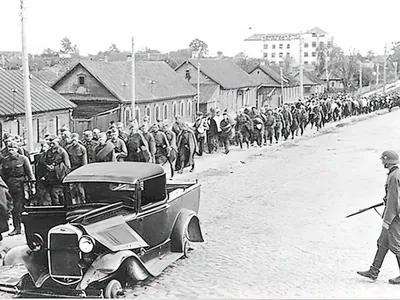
[[381, 150, 399, 165]]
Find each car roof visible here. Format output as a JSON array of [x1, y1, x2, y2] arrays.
[[63, 162, 165, 184]]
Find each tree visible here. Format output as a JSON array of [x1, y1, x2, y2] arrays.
[[165, 48, 192, 69], [233, 52, 262, 73], [281, 55, 295, 74], [189, 38, 209, 58], [41, 48, 58, 57], [108, 43, 119, 52], [60, 37, 78, 55]]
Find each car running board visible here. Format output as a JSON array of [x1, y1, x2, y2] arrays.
[[144, 252, 183, 277]]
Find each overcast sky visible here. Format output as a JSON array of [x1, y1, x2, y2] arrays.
[[1, 0, 399, 57]]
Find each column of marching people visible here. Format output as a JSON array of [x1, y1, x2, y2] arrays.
[[0, 91, 398, 240]]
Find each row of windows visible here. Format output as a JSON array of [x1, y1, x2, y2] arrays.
[[304, 52, 317, 57], [126, 100, 193, 124], [263, 41, 330, 50], [264, 44, 290, 50], [264, 52, 291, 58]]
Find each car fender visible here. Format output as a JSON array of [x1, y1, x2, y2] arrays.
[[171, 209, 204, 253], [77, 250, 148, 290], [3, 245, 50, 288]]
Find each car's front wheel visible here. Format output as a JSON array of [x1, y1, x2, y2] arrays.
[[104, 279, 125, 298]]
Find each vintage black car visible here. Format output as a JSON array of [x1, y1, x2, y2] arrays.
[[1, 162, 203, 298]]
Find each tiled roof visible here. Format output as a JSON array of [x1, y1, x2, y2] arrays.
[[251, 65, 299, 87], [291, 70, 323, 85], [186, 59, 259, 89], [199, 84, 218, 104], [54, 61, 197, 103], [0, 69, 76, 117], [31, 70, 62, 86]]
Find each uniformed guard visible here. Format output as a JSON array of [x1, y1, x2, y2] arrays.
[[44, 136, 71, 205], [82, 130, 99, 164], [140, 123, 156, 163], [357, 150, 400, 284], [1, 144, 35, 236], [264, 110, 276, 146], [110, 128, 128, 162], [126, 121, 150, 162]]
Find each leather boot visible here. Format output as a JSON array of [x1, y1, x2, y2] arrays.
[[389, 256, 400, 284], [357, 246, 388, 280], [8, 228, 21, 236]]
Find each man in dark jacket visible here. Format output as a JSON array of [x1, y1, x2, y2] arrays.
[[0, 177, 12, 240], [176, 123, 197, 174], [1, 144, 35, 236]]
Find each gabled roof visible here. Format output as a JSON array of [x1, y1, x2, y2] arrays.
[[250, 65, 299, 87], [291, 70, 323, 85], [32, 69, 62, 86], [199, 84, 219, 104], [0, 69, 76, 117], [53, 61, 197, 103], [305, 27, 328, 35], [179, 59, 259, 89]]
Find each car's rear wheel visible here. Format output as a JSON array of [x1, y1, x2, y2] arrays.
[[104, 279, 125, 298]]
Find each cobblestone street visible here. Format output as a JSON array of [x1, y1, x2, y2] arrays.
[[129, 108, 400, 299], [1, 109, 400, 298]]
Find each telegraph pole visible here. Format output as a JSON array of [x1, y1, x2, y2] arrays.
[[131, 37, 136, 121], [280, 66, 285, 105], [299, 33, 304, 100], [359, 62, 362, 92], [197, 63, 201, 113], [325, 51, 329, 92], [383, 43, 387, 94], [376, 64, 380, 88], [394, 61, 398, 83], [20, 0, 34, 153]]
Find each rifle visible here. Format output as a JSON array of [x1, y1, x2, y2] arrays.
[[346, 202, 384, 218]]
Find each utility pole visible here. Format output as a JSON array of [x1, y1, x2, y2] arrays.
[[359, 62, 362, 92], [20, 0, 34, 153], [383, 43, 387, 94], [131, 37, 136, 121], [325, 51, 329, 92], [197, 63, 201, 113], [299, 33, 304, 100], [394, 61, 398, 83], [280, 66, 285, 105], [376, 64, 380, 88]]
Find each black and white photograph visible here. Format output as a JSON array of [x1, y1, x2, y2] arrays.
[[1, 0, 400, 298]]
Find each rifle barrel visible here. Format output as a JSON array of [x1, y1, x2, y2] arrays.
[[346, 202, 384, 218]]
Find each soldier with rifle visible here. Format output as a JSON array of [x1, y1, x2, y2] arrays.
[[356, 150, 400, 284]]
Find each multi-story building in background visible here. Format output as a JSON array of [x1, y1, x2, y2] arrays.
[[244, 27, 333, 67]]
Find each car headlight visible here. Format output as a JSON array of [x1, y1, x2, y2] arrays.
[[78, 236, 95, 253], [29, 233, 44, 252]]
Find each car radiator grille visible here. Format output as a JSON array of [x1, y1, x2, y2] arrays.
[[49, 233, 82, 278]]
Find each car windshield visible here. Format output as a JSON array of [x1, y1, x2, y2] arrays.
[[71, 182, 137, 206]]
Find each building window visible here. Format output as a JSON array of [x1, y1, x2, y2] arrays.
[[287, 44, 290, 49], [279, 53, 283, 58], [331, 81, 335, 87], [312, 52, 316, 57], [180, 101, 184, 117], [78, 76, 85, 85], [135, 107, 140, 121], [286, 52, 290, 57], [304, 52, 309, 57], [263, 53, 268, 58], [155, 105, 160, 121], [173, 102, 177, 117], [304, 43, 309, 48], [312, 61, 316, 65], [304, 61, 309, 65], [279, 44, 283, 49], [272, 44, 276, 49], [187, 100, 192, 116], [272, 53, 276, 58], [163, 103, 168, 120], [125, 108, 131, 125], [145, 106, 151, 121], [320, 41, 324, 48], [36, 119, 40, 143], [263, 44, 268, 49], [312, 41, 317, 48]]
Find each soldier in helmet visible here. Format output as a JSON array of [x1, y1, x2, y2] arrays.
[[357, 150, 400, 284]]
